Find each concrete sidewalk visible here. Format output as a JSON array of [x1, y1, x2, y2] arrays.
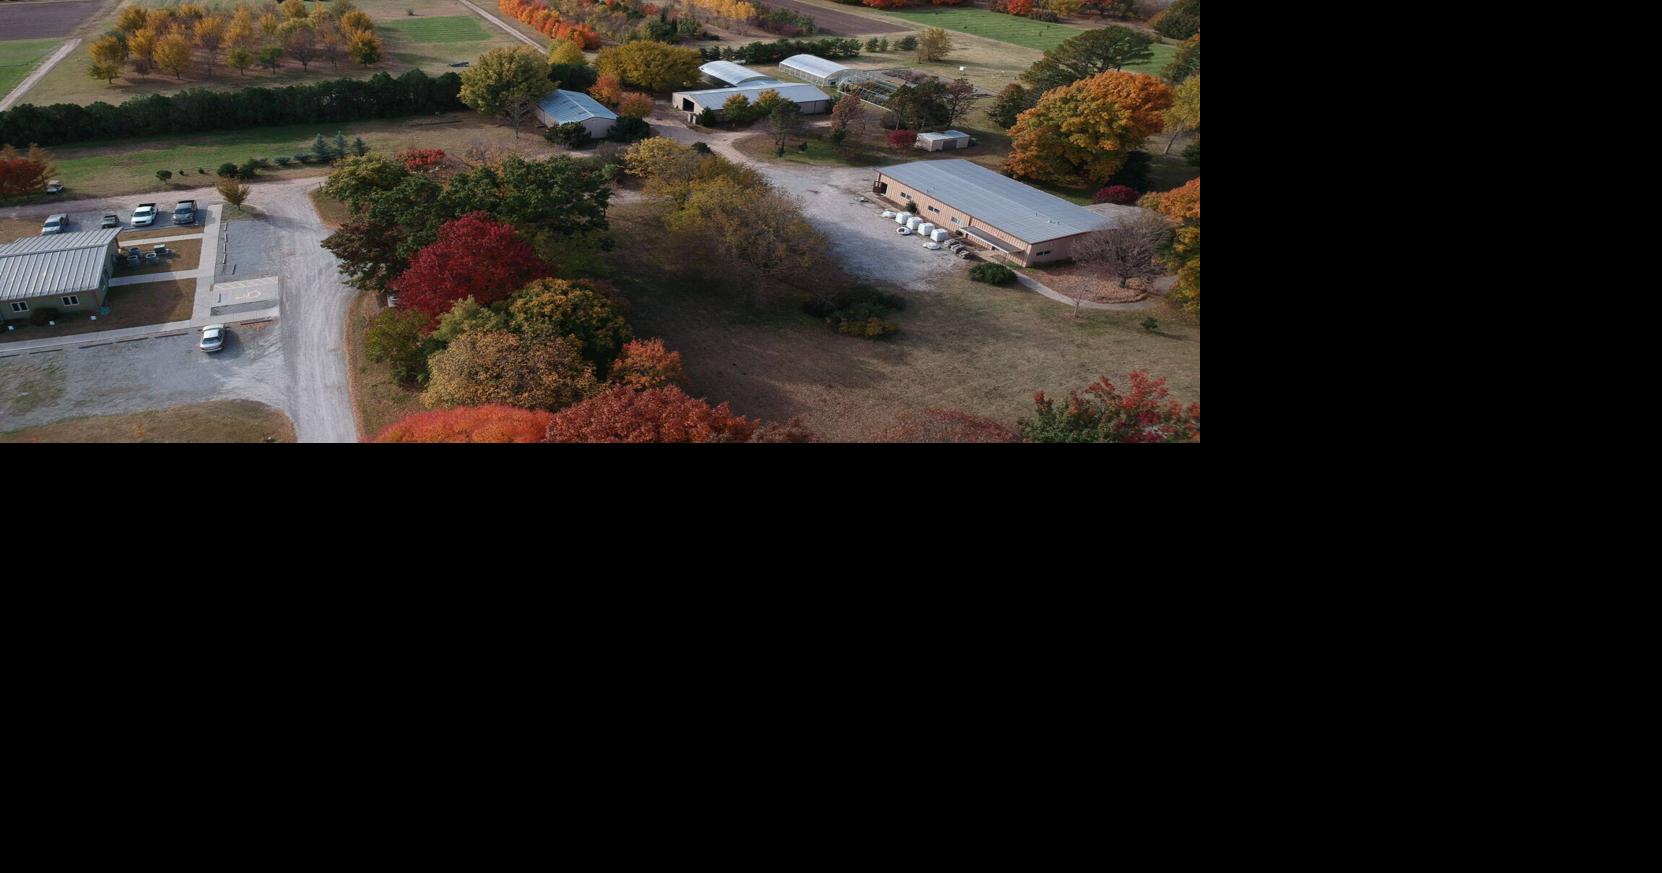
[[109, 269, 204, 287], [0, 308, 280, 357]]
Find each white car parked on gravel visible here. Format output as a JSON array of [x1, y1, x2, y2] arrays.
[[199, 324, 227, 353]]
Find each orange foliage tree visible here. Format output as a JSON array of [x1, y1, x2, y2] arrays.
[[1004, 70, 1172, 187], [375, 405, 557, 442], [544, 386, 814, 442], [498, 0, 601, 49], [608, 338, 687, 391]]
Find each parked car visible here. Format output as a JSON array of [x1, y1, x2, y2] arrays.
[[100, 213, 120, 228], [173, 200, 196, 225], [199, 324, 227, 353], [44, 180, 64, 194], [132, 203, 158, 226], [41, 214, 66, 234]]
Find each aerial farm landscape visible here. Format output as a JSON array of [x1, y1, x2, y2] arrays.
[[0, 0, 1199, 443]]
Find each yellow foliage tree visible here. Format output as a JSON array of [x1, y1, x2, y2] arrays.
[[154, 32, 194, 80], [1004, 70, 1172, 187]]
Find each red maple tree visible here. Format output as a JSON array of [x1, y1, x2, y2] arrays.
[[387, 212, 550, 320], [396, 148, 447, 172], [374, 405, 557, 443], [544, 386, 814, 443]]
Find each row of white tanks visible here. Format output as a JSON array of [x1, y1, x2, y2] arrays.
[[892, 211, 952, 243]]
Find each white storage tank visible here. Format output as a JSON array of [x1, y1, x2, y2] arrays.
[[881, 210, 894, 218], [895, 212, 907, 224], [918, 222, 935, 236], [906, 216, 922, 230], [930, 228, 950, 243]]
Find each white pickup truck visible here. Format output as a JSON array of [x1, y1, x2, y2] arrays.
[[132, 203, 158, 227]]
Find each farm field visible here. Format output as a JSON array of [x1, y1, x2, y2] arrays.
[[752, 0, 907, 36], [29, 111, 561, 200], [609, 201, 1199, 441], [0, 0, 103, 40], [19, 0, 523, 108], [0, 38, 64, 99], [866, 6, 1175, 73]]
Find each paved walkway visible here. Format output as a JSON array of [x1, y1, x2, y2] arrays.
[[457, 0, 543, 48], [109, 269, 204, 287], [0, 38, 80, 111], [1013, 272, 1159, 312], [0, 308, 280, 356], [117, 232, 205, 247]]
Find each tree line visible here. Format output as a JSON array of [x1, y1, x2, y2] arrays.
[[699, 38, 864, 64], [0, 69, 463, 149]]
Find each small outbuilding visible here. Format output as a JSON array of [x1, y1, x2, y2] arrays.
[[779, 54, 852, 88], [0, 227, 122, 323], [534, 89, 618, 139], [700, 60, 776, 87], [915, 130, 973, 152], [671, 82, 832, 123]]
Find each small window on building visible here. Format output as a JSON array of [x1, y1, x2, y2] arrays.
[[9, 301, 28, 313], [927, 205, 939, 213], [1035, 250, 1052, 256], [62, 296, 80, 307], [950, 217, 962, 225], [900, 192, 910, 199]]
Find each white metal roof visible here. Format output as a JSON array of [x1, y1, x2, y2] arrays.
[[673, 82, 830, 106], [536, 89, 618, 125], [0, 227, 120, 300], [700, 61, 776, 86], [877, 160, 1111, 245], [917, 130, 972, 143], [779, 54, 850, 82]]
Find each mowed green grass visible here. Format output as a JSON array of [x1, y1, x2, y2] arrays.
[[870, 9, 1176, 73], [378, 15, 492, 43], [0, 38, 63, 99]]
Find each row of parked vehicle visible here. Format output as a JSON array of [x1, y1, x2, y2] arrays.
[[40, 200, 196, 235]]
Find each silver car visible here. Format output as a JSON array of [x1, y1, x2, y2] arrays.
[[41, 214, 66, 234], [199, 324, 227, 353]]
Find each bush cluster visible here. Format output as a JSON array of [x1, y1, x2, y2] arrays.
[[802, 287, 906, 339], [969, 263, 1016, 285], [698, 38, 862, 64]]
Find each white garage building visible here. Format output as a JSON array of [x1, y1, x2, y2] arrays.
[[671, 82, 832, 123], [533, 89, 618, 139]]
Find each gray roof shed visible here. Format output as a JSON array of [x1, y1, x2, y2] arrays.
[[0, 227, 121, 301]]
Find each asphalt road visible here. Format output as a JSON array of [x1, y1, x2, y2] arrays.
[[1, 178, 359, 441]]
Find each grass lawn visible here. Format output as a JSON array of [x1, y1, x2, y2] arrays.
[[20, 0, 525, 108], [870, 7, 1087, 51], [18, 112, 562, 201], [0, 37, 62, 98], [0, 399, 295, 442], [608, 201, 1198, 440], [346, 289, 425, 440], [0, 278, 195, 344]]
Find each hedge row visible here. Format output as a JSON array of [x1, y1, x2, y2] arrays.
[[699, 38, 864, 64], [0, 70, 463, 149]]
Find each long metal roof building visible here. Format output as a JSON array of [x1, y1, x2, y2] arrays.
[[875, 160, 1112, 244], [779, 54, 852, 87], [0, 227, 122, 301], [699, 61, 776, 87]]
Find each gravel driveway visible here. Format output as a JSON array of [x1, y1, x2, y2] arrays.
[[1, 178, 358, 441]]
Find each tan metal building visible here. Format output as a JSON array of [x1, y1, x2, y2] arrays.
[[872, 160, 1112, 266], [0, 227, 121, 323]]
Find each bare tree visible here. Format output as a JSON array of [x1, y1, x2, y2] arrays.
[[1074, 212, 1171, 290], [942, 77, 978, 129]]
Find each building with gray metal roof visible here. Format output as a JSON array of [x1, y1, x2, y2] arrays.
[[533, 89, 618, 139], [872, 160, 1113, 265], [699, 60, 776, 87], [1, 227, 121, 322], [671, 81, 833, 122]]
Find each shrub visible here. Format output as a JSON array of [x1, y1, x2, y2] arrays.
[[295, 153, 313, 164], [216, 161, 239, 178], [29, 306, 61, 326], [887, 128, 918, 150], [905, 200, 918, 214], [365, 307, 433, 384], [238, 158, 260, 178], [274, 156, 293, 167], [156, 169, 173, 183], [1093, 184, 1138, 204], [970, 263, 1016, 285], [607, 116, 652, 142], [692, 141, 711, 154], [897, 35, 918, 51], [802, 286, 905, 339], [546, 121, 593, 148]]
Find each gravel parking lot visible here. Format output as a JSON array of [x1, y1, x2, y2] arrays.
[[0, 320, 288, 431]]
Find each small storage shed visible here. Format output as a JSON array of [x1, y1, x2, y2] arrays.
[[779, 54, 852, 87], [534, 89, 618, 139], [915, 130, 973, 152]]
